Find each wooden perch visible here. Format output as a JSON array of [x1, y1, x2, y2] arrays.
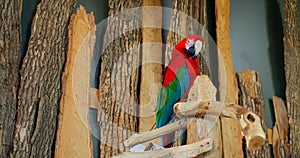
[[116, 138, 212, 158], [124, 120, 187, 148], [174, 101, 266, 150], [124, 75, 265, 154]]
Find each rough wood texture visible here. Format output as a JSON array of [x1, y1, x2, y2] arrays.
[[115, 138, 213, 158], [11, 0, 75, 157], [139, 0, 163, 133], [272, 96, 289, 158], [165, 0, 209, 75], [215, 0, 241, 157], [54, 6, 95, 158], [98, 0, 142, 157], [175, 101, 265, 151], [0, 0, 22, 157], [125, 120, 187, 148], [283, 0, 300, 157], [237, 70, 270, 158], [186, 76, 222, 158]]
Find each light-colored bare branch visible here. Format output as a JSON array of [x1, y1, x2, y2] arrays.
[[115, 138, 212, 158], [124, 120, 187, 148]]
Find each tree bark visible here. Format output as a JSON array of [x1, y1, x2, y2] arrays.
[[165, 0, 209, 76], [283, 0, 300, 157], [0, 0, 22, 157], [237, 70, 270, 158], [98, 0, 142, 157], [54, 6, 95, 158], [11, 0, 75, 157]]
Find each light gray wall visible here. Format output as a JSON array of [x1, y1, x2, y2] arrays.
[[230, 0, 290, 127]]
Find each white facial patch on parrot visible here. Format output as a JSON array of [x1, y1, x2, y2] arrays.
[[185, 39, 195, 50], [194, 40, 203, 56]]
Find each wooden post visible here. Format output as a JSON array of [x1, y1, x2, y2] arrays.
[[139, 0, 163, 133], [215, 0, 242, 157], [186, 75, 222, 157], [272, 96, 289, 158], [237, 70, 270, 157], [11, 0, 76, 157], [283, 0, 300, 157], [98, 1, 142, 157], [54, 6, 95, 158], [0, 0, 22, 157]]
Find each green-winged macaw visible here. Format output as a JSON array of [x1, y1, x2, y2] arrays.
[[156, 35, 204, 148]]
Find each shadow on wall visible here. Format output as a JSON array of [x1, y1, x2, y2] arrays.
[[265, 0, 286, 127]]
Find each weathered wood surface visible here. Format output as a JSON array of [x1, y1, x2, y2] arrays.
[[125, 120, 187, 148], [98, 0, 142, 157], [54, 6, 95, 158], [139, 0, 163, 133], [215, 0, 242, 157], [175, 101, 265, 151], [186, 76, 222, 158], [116, 138, 212, 158], [283, 0, 300, 157], [272, 96, 289, 158], [165, 0, 209, 75], [11, 0, 75, 157], [0, 0, 22, 157], [237, 70, 270, 158]]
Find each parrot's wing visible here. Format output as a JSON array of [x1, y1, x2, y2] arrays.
[[155, 66, 190, 128]]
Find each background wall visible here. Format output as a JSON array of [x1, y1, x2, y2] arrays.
[[230, 0, 292, 128]]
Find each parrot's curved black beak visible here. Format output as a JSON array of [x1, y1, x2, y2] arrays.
[[187, 45, 196, 58]]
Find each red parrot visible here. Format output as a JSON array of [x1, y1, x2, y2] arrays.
[[156, 35, 204, 148]]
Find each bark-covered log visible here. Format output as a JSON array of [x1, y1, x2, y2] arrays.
[[11, 0, 75, 157], [237, 70, 270, 158], [0, 0, 22, 157], [165, 0, 209, 75], [283, 0, 300, 157], [98, 0, 142, 157], [54, 6, 95, 158]]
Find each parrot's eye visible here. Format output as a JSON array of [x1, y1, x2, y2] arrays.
[[187, 39, 191, 43]]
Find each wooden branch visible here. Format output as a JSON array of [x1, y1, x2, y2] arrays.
[[174, 101, 266, 150], [124, 120, 187, 148], [115, 138, 212, 158], [125, 99, 265, 151]]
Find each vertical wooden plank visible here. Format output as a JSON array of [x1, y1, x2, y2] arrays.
[[215, 0, 241, 157], [165, 0, 209, 76], [11, 0, 76, 157], [98, 0, 142, 157], [272, 96, 289, 158], [54, 6, 95, 158], [139, 0, 163, 133], [237, 70, 270, 158], [0, 0, 22, 157], [283, 0, 300, 157]]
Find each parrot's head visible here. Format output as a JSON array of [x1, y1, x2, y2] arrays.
[[175, 35, 204, 58]]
